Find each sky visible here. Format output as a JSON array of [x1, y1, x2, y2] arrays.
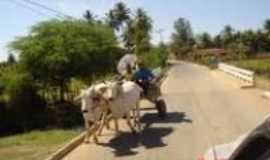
[[0, 0, 270, 61]]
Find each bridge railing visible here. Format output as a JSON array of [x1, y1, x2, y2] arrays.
[[218, 63, 255, 87]]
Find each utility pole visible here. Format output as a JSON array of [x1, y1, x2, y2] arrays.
[[156, 28, 165, 44]]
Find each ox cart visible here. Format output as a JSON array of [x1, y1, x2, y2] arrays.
[[117, 54, 167, 118], [137, 67, 167, 118], [78, 67, 168, 143]]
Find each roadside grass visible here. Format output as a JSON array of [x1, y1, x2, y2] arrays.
[[0, 129, 79, 160], [231, 58, 270, 76], [230, 58, 270, 90]]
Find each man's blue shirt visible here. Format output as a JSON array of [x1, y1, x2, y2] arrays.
[[133, 68, 154, 82]]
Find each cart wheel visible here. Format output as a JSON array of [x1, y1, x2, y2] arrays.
[[155, 98, 167, 118]]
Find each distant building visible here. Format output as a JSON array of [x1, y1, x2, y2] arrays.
[[192, 48, 227, 64]]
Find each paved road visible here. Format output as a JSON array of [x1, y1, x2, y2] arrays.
[[63, 62, 270, 160]]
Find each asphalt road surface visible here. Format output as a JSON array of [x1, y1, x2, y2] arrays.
[[63, 62, 270, 160]]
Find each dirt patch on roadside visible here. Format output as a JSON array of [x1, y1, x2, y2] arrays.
[[256, 76, 270, 91]]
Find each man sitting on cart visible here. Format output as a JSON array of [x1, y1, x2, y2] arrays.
[[133, 60, 154, 95], [120, 58, 166, 118]]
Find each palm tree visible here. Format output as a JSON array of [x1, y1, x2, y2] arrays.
[[132, 8, 152, 55], [171, 18, 193, 46], [7, 53, 16, 64], [239, 30, 258, 53], [122, 19, 136, 49], [134, 8, 152, 32], [106, 2, 130, 31], [107, 10, 118, 29], [197, 32, 212, 49], [213, 35, 222, 48], [220, 25, 235, 47], [264, 19, 270, 33], [256, 29, 269, 52], [83, 10, 95, 24], [169, 17, 194, 58], [114, 2, 130, 22]]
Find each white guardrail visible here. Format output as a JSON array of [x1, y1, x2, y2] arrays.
[[218, 63, 255, 87]]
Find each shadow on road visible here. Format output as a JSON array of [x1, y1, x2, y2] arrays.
[[140, 112, 192, 125], [97, 112, 192, 157]]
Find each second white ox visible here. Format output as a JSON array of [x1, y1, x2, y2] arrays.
[[100, 80, 143, 134]]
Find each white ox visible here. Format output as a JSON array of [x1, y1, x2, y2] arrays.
[[77, 81, 142, 143], [77, 83, 108, 143], [100, 81, 143, 134]]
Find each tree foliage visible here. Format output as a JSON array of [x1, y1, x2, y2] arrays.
[[143, 44, 168, 68], [9, 19, 120, 101], [83, 10, 95, 24], [172, 18, 194, 44], [132, 8, 152, 55], [1, 66, 47, 131], [106, 2, 130, 31], [227, 42, 249, 60], [264, 19, 270, 33], [7, 53, 16, 64], [213, 35, 222, 48], [172, 18, 270, 60], [170, 17, 194, 58], [220, 25, 235, 47], [106, 3, 152, 55], [196, 32, 213, 49]]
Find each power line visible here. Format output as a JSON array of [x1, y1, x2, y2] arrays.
[[8, 0, 54, 18], [21, 0, 74, 19]]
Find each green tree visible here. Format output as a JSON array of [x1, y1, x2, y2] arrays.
[[213, 35, 222, 48], [256, 29, 270, 52], [106, 4, 152, 55], [170, 17, 194, 58], [143, 44, 168, 68], [122, 19, 136, 49], [220, 25, 235, 47], [264, 19, 270, 34], [1, 66, 47, 131], [227, 42, 249, 60], [10, 19, 119, 101], [133, 8, 152, 55], [196, 32, 212, 49], [83, 10, 95, 24], [122, 8, 152, 55], [7, 53, 16, 64], [172, 18, 193, 44], [106, 2, 130, 31], [239, 30, 258, 54]]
